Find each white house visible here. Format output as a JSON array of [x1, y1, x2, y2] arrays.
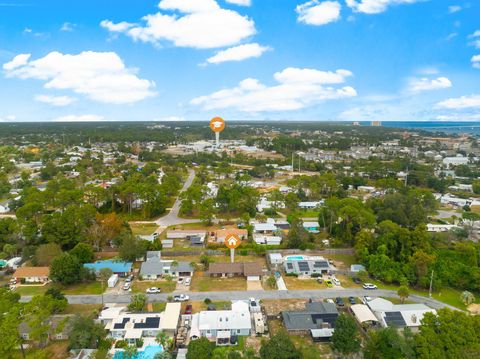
[[298, 201, 323, 210], [443, 156, 469, 167], [190, 301, 252, 345], [366, 298, 436, 330], [427, 224, 460, 232]]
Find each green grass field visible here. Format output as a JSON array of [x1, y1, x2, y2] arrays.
[[129, 222, 159, 235]]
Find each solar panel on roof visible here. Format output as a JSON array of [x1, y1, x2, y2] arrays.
[[133, 317, 160, 329], [313, 261, 329, 268], [384, 312, 406, 327], [298, 261, 310, 271]]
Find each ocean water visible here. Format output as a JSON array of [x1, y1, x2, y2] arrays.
[[374, 122, 480, 136]]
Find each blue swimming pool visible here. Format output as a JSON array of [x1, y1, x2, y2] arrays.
[[113, 345, 163, 359], [285, 255, 305, 261]]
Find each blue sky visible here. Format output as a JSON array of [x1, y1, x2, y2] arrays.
[[0, 0, 479, 122]]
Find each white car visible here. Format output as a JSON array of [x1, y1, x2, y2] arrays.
[[184, 278, 191, 286], [146, 287, 161, 294], [177, 277, 184, 284], [363, 283, 378, 290], [122, 283, 131, 291], [325, 299, 335, 304], [174, 294, 190, 302], [332, 277, 341, 286]]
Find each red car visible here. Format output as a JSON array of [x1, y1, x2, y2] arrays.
[[185, 304, 193, 315]]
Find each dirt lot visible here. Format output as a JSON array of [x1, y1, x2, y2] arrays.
[[132, 279, 177, 293], [262, 299, 309, 316]]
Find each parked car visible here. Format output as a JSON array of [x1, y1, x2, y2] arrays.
[[174, 294, 190, 302], [332, 277, 341, 286], [325, 279, 333, 288], [122, 283, 131, 291], [352, 277, 361, 284], [184, 304, 193, 315], [125, 275, 134, 283], [316, 277, 323, 284], [363, 283, 378, 290], [184, 277, 191, 286], [348, 296, 356, 304], [178, 277, 184, 284], [335, 297, 345, 306], [325, 299, 335, 304], [146, 287, 161, 294]]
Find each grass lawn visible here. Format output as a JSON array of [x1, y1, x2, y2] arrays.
[[190, 300, 231, 313], [132, 280, 177, 293], [335, 274, 362, 289], [62, 281, 104, 295], [129, 222, 159, 235], [471, 205, 480, 214], [15, 284, 50, 296], [151, 302, 167, 312], [13, 340, 69, 359], [190, 272, 247, 292], [370, 279, 476, 310], [64, 304, 102, 315], [283, 276, 325, 290]]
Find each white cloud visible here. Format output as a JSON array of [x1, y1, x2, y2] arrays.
[[469, 30, 480, 49], [448, 5, 462, 13], [35, 94, 77, 106], [101, 0, 255, 49], [100, 20, 135, 32], [437, 95, 480, 109], [0, 115, 16, 122], [407, 76, 452, 93], [191, 67, 356, 112], [154, 115, 186, 121], [3, 51, 156, 104], [472, 55, 480, 69], [296, 1, 341, 26], [206, 43, 270, 64], [346, 0, 422, 14], [225, 0, 251, 6], [52, 114, 105, 122], [60, 22, 76, 32], [436, 114, 480, 121], [3, 53, 30, 71]]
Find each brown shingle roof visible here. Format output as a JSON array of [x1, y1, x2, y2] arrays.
[[14, 267, 50, 278], [206, 262, 263, 277]]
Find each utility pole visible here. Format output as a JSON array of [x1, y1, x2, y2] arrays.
[[429, 270, 434, 298], [298, 155, 301, 172], [291, 152, 294, 172], [405, 166, 409, 188]]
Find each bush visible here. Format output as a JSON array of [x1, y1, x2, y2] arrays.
[[311, 273, 321, 278], [204, 298, 212, 305], [115, 340, 128, 349], [285, 273, 298, 277], [136, 338, 144, 348]]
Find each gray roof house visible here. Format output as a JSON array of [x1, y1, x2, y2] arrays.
[[284, 256, 331, 276], [140, 252, 194, 279], [282, 302, 338, 340]]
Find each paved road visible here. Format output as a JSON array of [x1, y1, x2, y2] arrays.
[[20, 289, 457, 310]]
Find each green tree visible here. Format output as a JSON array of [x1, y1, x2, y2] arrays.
[[200, 255, 211, 270], [364, 327, 414, 359], [397, 285, 410, 303], [121, 345, 138, 359], [50, 253, 82, 285], [286, 220, 310, 249], [156, 331, 173, 352], [34, 243, 63, 266], [119, 234, 148, 262], [461, 291, 476, 306], [70, 242, 94, 264], [414, 308, 480, 358], [331, 314, 361, 356], [259, 331, 300, 359], [69, 314, 106, 349], [187, 337, 215, 359], [128, 293, 146, 312]]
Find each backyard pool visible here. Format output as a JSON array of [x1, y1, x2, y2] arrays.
[[113, 345, 163, 359], [285, 255, 306, 261]]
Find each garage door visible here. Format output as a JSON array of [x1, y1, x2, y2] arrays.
[[247, 276, 260, 281]]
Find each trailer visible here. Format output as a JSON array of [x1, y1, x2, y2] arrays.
[[107, 274, 119, 288]]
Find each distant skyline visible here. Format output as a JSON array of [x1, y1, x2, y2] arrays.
[[0, 0, 479, 122]]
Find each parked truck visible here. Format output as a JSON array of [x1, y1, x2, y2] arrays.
[[107, 274, 119, 288]]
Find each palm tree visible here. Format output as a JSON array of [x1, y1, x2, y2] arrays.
[[461, 291, 476, 306], [156, 331, 173, 352], [122, 345, 138, 359]]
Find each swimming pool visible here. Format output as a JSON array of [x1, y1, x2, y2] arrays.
[[285, 255, 305, 261], [113, 345, 163, 359]]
